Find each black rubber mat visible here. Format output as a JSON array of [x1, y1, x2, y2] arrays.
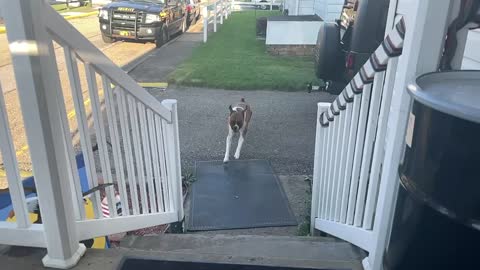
[[188, 160, 297, 231], [118, 257, 347, 270]]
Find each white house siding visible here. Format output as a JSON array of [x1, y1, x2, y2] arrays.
[[266, 20, 323, 44], [462, 29, 480, 70], [313, 0, 344, 21], [299, 0, 316, 15]]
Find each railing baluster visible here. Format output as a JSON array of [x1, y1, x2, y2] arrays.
[[363, 58, 399, 230], [0, 83, 29, 228], [128, 95, 148, 214], [319, 118, 332, 219], [138, 103, 157, 213], [117, 90, 140, 215], [320, 115, 333, 219], [355, 72, 386, 227], [351, 83, 373, 226], [347, 83, 373, 226], [333, 97, 348, 222], [85, 64, 116, 218], [325, 112, 339, 220], [317, 123, 328, 220], [328, 103, 341, 221], [203, 6, 208, 43], [148, 110, 164, 212], [214, 2, 217, 32], [64, 48, 102, 219], [220, 0, 224, 25], [343, 87, 362, 224], [55, 50, 85, 221], [339, 96, 354, 223], [102, 76, 129, 216], [155, 115, 171, 212]]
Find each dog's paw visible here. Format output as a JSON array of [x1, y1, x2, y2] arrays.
[[223, 158, 229, 163], [234, 153, 240, 160]]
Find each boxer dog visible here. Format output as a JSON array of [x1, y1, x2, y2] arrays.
[[223, 98, 252, 163]]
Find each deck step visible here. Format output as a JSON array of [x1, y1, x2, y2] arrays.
[[119, 234, 365, 270]]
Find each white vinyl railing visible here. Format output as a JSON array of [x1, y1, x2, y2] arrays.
[[311, 0, 455, 269], [0, 0, 183, 268], [202, 0, 234, 43], [232, 0, 284, 11], [312, 14, 406, 240], [311, 17, 406, 270]]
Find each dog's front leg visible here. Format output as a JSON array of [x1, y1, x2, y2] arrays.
[[234, 132, 245, 160], [224, 127, 233, 163]]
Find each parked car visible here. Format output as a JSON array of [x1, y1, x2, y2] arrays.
[[255, 0, 282, 10], [185, 0, 201, 26], [314, 0, 390, 93], [98, 0, 187, 48]]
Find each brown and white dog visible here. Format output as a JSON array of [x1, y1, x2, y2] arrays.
[[223, 98, 252, 163]]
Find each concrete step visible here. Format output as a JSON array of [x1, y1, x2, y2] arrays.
[[119, 234, 365, 270]]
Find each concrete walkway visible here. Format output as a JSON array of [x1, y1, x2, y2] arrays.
[[127, 33, 203, 83], [0, 234, 364, 270]]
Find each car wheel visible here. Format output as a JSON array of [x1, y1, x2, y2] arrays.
[[102, 34, 115, 44], [314, 22, 343, 81], [155, 26, 168, 48]]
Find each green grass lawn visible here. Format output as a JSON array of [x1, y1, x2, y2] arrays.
[[169, 11, 321, 91]]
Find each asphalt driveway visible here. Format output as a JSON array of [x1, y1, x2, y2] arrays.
[[147, 87, 335, 176]]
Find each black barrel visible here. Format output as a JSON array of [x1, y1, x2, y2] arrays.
[[384, 71, 480, 270]]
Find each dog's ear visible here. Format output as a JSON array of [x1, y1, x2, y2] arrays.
[[229, 105, 234, 113]]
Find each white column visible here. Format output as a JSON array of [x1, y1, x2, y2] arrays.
[[366, 1, 453, 270], [3, 0, 85, 268]]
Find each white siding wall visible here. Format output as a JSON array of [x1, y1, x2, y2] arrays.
[[266, 20, 323, 44], [299, 0, 316, 15], [313, 0, 343, 21], [314, 0, 327, 18], [462, 29, 480, 70]]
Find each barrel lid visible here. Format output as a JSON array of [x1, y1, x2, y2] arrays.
[[407, 71, 480, 124]]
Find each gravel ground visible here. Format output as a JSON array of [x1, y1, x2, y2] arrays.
[[147, 86, 335, 176]]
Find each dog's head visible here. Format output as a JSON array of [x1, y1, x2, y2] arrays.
[[229, 105, 244, 132]]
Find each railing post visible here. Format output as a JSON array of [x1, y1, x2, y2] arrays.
[[214, 1, 218, 32], [311, 102, 331, 235], [231, 0, 234, 14], [270, 0, 273, 11], [367, 1, 453, 270], [203, 6, 208, 43], [225, 0, 229, 20], [220, 0, 224, 25], [3, 0, 85, 268], [161, 100, 184, 224]]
